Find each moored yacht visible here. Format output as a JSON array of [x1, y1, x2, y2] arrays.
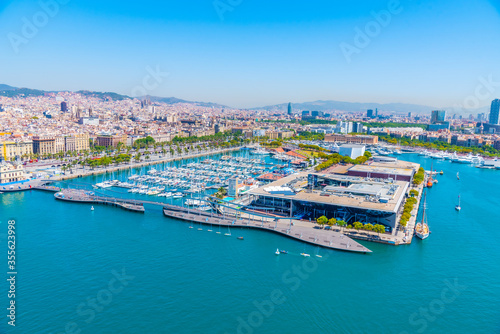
[[415, 193, 430, 240]]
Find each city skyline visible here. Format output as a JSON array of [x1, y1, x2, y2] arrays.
[[1, 82, 499, 115], [1, 0, 500, 109]]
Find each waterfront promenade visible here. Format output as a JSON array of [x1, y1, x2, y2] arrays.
[[164, 205, 372, 253]]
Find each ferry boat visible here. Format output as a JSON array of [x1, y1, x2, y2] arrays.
[[415, 193, 430, 240]]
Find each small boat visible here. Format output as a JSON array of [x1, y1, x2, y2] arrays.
[[300, 253, 310, 257], [456, 172, 460, 180], [275, 248, 280, 255], [90, 206, 94, 211], [237, 237, 244, 240], [439, 170, 444, 175], [189, 226, 193, 229], [315, 255, 323, 258], [280, 250, 288, 254], [455, 195, 461, 212]]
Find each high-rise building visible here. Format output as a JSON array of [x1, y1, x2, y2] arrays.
[[367, 109, 375, 118], [489, 99, 500, 125], [228, 177, 240, 198], [61, 102, 68, 112], [287, 103, 292, 115], [302, 111, 311, 117], [353, 122, 364, 133], [431, 110, 447, 124]]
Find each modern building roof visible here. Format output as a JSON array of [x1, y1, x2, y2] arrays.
[[340, 144, 366, 149], [348, 164, 415, 177], [249, 172, 408, 213]]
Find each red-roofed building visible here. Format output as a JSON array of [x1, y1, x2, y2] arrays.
[[271, 147, 285, 154], [286, 150, 307, 160]]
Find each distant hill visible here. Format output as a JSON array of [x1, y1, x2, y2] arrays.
[[0, 87, 46, 98], [256, 100, 436, 114], [144, 95, 227, 108], [0, 84, 17, 91], [76, 90, 130, 101], [0, 84, 227, 107]]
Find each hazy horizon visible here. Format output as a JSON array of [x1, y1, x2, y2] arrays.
[[1, 0, 500, 109]]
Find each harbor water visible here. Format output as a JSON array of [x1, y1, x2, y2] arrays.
[[1, 153, 500, 333]]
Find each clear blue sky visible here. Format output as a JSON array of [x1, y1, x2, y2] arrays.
[[1, 0, 500, 109]]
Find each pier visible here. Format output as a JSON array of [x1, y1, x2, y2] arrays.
[[54, 189, 145, 213], [162, 204, 371, 253], [47, 187, 371, 253]]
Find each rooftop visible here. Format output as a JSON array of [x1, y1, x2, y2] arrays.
[[249, 172, 409, 213], [348, 164, 415, 177]]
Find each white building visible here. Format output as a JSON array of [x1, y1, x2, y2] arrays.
[[0, 164, 26, 184], [253, 129, 267, 137], [339, 144, 366, 159]]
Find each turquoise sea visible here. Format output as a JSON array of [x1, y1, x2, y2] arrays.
[[1, 152, 500, 334]]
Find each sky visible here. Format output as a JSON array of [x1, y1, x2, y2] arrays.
[[1, 0, 500, 109]]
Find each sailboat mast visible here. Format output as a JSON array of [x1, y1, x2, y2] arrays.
[[422, 192, 426, 223]]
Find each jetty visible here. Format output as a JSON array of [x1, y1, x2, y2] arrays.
[[162, 204, 371, 253], [54, 189, 145, 213], [46, 188, 371, 253]]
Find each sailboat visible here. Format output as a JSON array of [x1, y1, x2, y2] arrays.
[[455, 195, 461, 211], [275, 248, 280, 255], [427, 163, 434, 188], [224, 226, 231, 236], [90, 206, 94, 211], [456, 172, 460, 180], [415, 192, 430, 240]]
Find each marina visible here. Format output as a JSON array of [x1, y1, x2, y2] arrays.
[[1, 147, 500, 334]]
